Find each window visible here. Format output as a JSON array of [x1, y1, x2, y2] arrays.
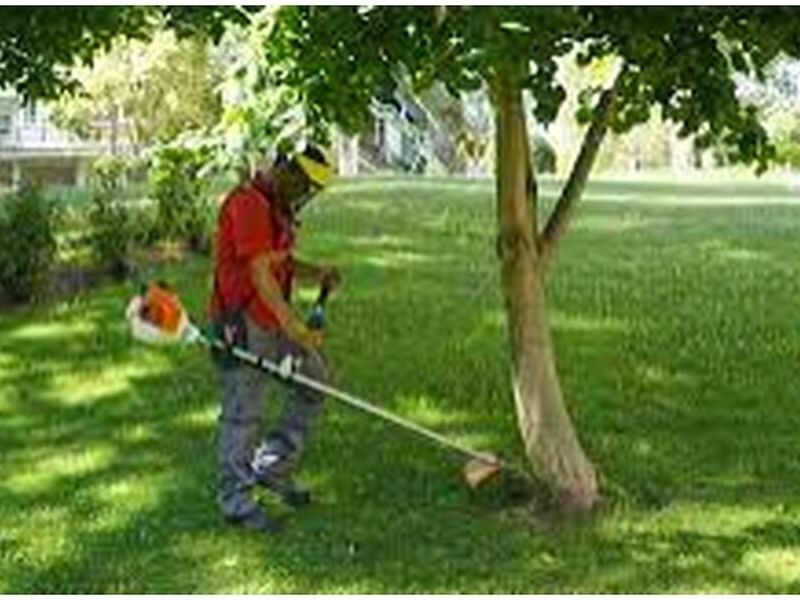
[[0, 114, 11, 135]]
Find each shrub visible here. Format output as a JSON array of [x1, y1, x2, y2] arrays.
[[86, 156, 138, 280], [148, 145, 214, 253], [0, 185, 59, 303]]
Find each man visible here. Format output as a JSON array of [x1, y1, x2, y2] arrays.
[[209, 144, 339, 534]]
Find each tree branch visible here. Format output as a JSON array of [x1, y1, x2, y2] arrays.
[[538, 73, 621, 270]]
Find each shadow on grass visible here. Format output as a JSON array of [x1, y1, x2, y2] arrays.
[[0, 250, 541, 592], [3, 178, 800, 591]]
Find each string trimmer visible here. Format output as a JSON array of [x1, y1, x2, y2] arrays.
[[125, 282, 509, 490]]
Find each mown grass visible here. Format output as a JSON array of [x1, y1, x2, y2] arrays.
[[2, 175, 800, 592]]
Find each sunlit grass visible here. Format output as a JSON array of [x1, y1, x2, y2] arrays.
[[5, 445, 115, 496], [4, 320, 97, 342], [740, 548, 800, 586], [2, 175, 800, 592]]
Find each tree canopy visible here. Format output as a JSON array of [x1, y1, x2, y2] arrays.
[[6, 7, 800, 173], [258, 7, 800, 172], [51, 30, 223, 153], [0, 6, 248, 99]]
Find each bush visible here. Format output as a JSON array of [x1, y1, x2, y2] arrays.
[[148, 145, 214, 253], [0, 185, 59, 303], [86, 157, 139, 280], [774, 128, 800, 168]]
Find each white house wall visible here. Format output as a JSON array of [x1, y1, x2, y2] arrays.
[[0, 93, 115, 189]]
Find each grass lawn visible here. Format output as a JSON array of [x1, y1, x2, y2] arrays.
[[2, 175, 800, 592]]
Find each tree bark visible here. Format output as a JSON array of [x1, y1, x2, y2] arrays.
[[492, 68, 599, 513]]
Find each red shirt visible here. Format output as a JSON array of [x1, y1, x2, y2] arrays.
[[209, 179, 295, 331]]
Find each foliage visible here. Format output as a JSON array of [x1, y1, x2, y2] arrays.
[[0, 7, 252, 100], [208, 8, 307, 177], [774, 123, 800, 168], [257, 7, 800, 174], [51, 29, 224, 153], [3, 177, 800, 592], [551, 52, 670, 175], [86, 156, 143, 279], [0, 7, 152, 99], [13, 7, 800, 177], [742, 58, 800, 169], [0, 185, 58, 303], [148, 143, 214, 253]]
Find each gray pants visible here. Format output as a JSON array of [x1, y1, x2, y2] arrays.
[[216, 314, 326, 519]]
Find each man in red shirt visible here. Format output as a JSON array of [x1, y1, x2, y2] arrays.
[[210, 145, 338, 533]]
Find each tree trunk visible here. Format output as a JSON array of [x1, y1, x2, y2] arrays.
[[493, 69, 599, 513]]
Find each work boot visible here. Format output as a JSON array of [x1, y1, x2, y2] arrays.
[[225, 507, 283, 534]]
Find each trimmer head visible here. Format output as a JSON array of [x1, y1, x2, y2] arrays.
[[463, 454, 502, 489]]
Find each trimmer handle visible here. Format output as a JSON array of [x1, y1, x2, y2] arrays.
[[307, 284, 331, 331], [315, 284, 331, 307]]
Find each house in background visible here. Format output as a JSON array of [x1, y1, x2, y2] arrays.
[[339, 92, 432, 176], [0, 91, 118, 190], [335, 88, 491, 178], [364, 95, 430, 173]]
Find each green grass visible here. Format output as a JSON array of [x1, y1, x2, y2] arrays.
[[3, 174, 800, 592]]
